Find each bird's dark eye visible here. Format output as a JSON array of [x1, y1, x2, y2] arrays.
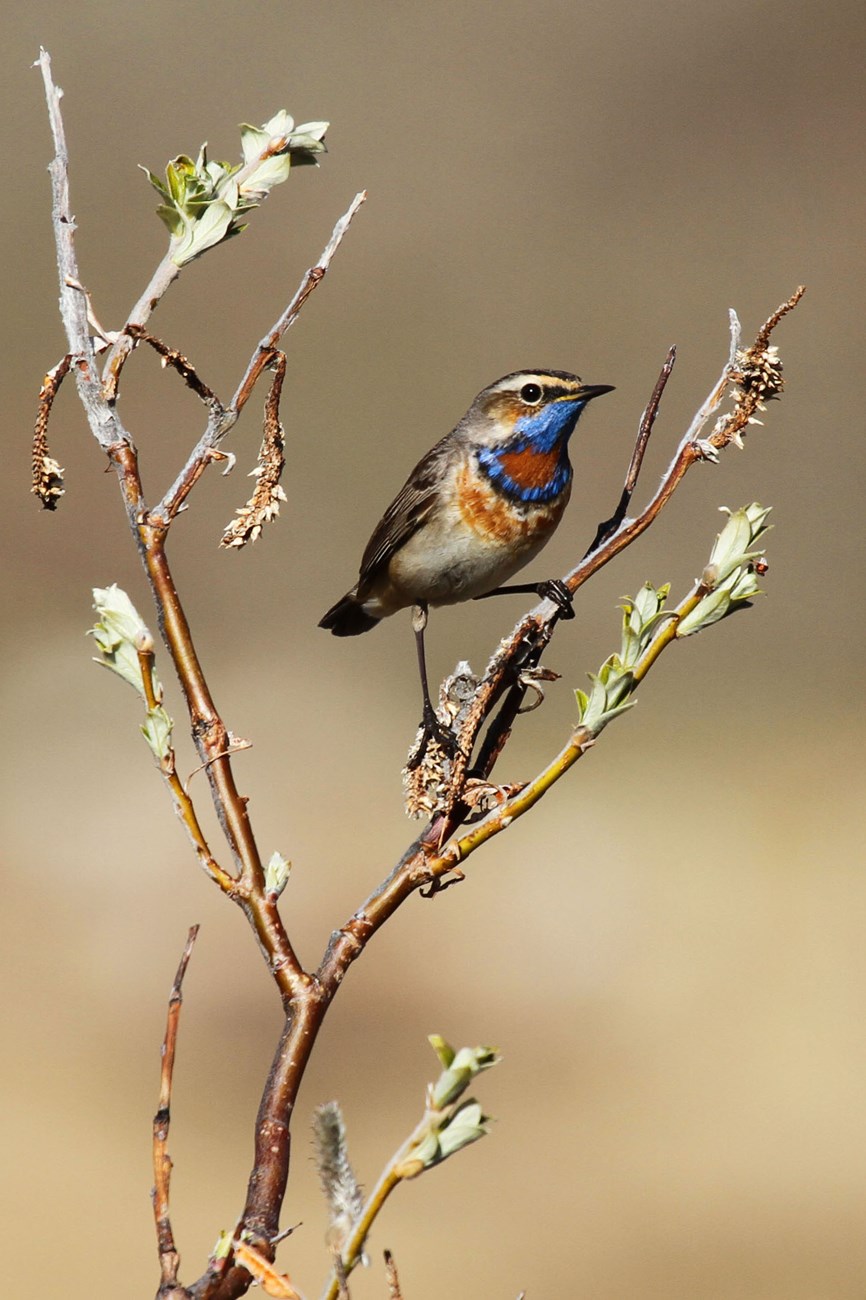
[[520, 382, 543, 404]]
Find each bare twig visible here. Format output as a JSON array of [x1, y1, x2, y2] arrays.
[[102, 257, 182, 400], [125, 326, 221, 407], [153, 925, 199, 1297], [157, 190, 366, 522], [584, 344, 677, 556], [230, 190, 366, 416]]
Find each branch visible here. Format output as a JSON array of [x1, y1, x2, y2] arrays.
[[126, 327, 220, 406], [472, 344, 677, 777], [156, 190, 366, 522], [36, 50, 121, 450], [153, 925, 199, 1298], [229, 190, 366, 416], [583, 344, 677, 555], [319, 1041, 498, 1300], [101, 115, 331, 400], [38, 54, 804, 1298], [317, 294, 802, 995]]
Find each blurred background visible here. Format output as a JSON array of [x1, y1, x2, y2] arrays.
[[3, 2, 864, 1296]]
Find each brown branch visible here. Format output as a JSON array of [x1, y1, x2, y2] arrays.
[[471, 347, 677, 776], [131, 500, 305, 995], [40, 51, 806, 1300], [317, 287, 806, 976], [136, 637, 236, 894], [125, 326, 221, 407], [584, 344, 677, 556], [39, 55, 306, 999], [153, 925, 199, 1298]]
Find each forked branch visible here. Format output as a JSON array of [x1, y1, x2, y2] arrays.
[[36, 48, 804, 1300]]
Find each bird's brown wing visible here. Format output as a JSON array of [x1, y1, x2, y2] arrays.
[[356, 438, 452, 593]]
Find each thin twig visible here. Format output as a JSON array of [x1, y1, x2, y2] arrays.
[[102, 256, 182, 401], [36, 51, 118, 449], [125, 326, 221, 407], [157, 191, 366, 522], [583, 344, 677, 556], [153, 925, 200, 1297], [230, 191, 366, 415]]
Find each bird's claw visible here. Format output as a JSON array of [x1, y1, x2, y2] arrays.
[[537, 578, 575, 619], [406, 707, 463, 771]]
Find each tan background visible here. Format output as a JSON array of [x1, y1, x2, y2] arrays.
[[3, 2, 865, 1297]]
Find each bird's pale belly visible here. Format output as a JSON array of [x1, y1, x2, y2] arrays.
[[379, 472, 569, 611]]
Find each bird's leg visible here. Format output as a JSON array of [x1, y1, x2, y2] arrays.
[[474, 579, 575, 620], [406, 602, 462, 769]]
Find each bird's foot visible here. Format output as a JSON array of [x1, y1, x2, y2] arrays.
[[536, 578, 575, 619], [406, 705, 463, 771]]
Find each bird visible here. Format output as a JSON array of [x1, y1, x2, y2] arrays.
[[319, 369, 614, 757]]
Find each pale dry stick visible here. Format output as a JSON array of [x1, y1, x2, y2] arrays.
[[154, 925, 200, 1299]]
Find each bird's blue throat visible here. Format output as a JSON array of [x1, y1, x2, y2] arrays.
[[477, 399, 586, 503]]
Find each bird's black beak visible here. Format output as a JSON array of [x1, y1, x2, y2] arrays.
[[577, 384, 615, 402]]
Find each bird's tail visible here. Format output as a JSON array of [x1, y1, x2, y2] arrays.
[[319, 590, 380, 636]]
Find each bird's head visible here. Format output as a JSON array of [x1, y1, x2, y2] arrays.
[[462, 370, 614, 503]]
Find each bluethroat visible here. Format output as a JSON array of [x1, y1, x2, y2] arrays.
[[320, 369, 614, 754]]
